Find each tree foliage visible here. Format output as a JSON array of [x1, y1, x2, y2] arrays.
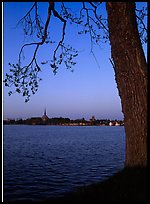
[[4, 2, 147, 102]]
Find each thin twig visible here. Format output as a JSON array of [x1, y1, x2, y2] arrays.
[[18, 2, 52, 66], [17, 2, 37, 26], [52, 6, 67, 60], [136, 14, 147, 32], [109, 57, 116, 69]]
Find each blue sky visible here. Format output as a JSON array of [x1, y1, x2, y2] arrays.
[[3, 2, 147, 120]]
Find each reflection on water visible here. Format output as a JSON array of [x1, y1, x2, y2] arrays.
[[4, 125, 125, 201]]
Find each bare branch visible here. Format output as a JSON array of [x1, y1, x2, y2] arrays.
[[5, 2, 53, 102], [136, 14, 147, 32], [52, 6, 67, 59], [135, 6, 147, 44], [19, 42, 39, 65], [5, 2, 147, 103], [19, 2, 52, 65], [109, 57, 115, 69], [89, 2, 109, 34], [42, 2, 52, 44], [17, 2, 37, 26]]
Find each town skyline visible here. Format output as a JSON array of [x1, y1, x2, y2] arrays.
[[3, 108, 124, 121], [4, 118, 124, 127], [4, 108, 124, 126]]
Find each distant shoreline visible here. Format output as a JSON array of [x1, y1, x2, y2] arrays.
[[3, 116, 124, 126], [3, 123, 124, 127]]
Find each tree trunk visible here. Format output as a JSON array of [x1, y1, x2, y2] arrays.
[[106, 2, 147, 166]]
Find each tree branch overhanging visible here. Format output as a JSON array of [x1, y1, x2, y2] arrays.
[[4, 2, 147, 102], [4, 2, 53, 102], [4, 2, 79, 102]]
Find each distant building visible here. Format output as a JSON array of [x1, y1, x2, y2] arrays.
[[90, 116, 96, 125], [29, 117, 42, 125], [3, 118, 15, 125], [41, 108, 49, 122], [109, 121, 113, 126], [115, 121, 120, 126]]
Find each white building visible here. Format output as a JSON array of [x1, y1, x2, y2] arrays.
[[109, 122, 113, 126]]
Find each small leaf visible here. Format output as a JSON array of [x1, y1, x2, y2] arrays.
[[73, 54, 78, 57], [15, 83, 19, 87], [25, 98, 29, 103], [41, 61, 47, 65], [50, 63, 55, 68], [16, 88, 21, 93], [8, 91, 12, 96], [23, 91, 26, 96]]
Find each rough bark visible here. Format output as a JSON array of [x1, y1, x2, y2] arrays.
[[106, 2, 147, 166]]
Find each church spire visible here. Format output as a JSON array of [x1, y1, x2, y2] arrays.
[[42, 108, 49, 122], [44, 108, 46, 116]]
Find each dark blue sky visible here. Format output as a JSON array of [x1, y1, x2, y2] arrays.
[[3, 2, 147, 120]]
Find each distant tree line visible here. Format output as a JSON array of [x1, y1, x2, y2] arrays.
[[3, 117, 124, 126]]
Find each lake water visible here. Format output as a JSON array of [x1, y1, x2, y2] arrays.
[[3, 125, 125, 201]]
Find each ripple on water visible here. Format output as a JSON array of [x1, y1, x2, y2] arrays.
[[4, 125, 125, 201]]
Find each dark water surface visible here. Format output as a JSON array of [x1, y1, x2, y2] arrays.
[[4, 125, 125, 201]]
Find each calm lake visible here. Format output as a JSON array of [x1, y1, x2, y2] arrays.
[[3, 125, 125, 201]]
